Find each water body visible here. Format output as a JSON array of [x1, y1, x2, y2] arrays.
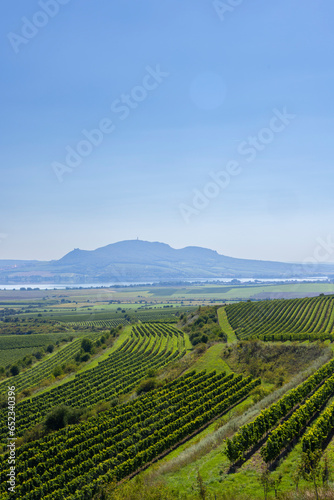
[[0, 276, 329, 291]]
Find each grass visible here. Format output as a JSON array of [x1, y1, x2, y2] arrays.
[[136, 350, 333, 499], [155, 398, 334, 499], [185, 343, 233, 375], [217, 306, 238, 343]]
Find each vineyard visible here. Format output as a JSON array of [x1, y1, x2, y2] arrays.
[[0, 333, 78, 369], [225, 358, 334, 465], [57, 306, 195, 325], [65, 318, 129, 329], [225, 294, 334, 340], [0, 332, 102, 397], [0, 369, 260, 499], [2, 293, 334, 499], [0, 323, 187, 442]]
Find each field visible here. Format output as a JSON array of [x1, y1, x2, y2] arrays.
[[0, 332, 79, 369], [2, 287, 334, 498], [225, 294, 334, 341]]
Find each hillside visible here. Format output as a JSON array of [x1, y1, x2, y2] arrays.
[[225, 294, 334, 341], [2, 295, 334, 499], [1, 240, 334, 284]]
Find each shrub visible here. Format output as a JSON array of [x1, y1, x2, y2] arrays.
[[10, 365, 20, 376], [44, 405, 85, 431], [81, 338, 93, 353], [137, 378, 157, 395], [52, 365, 63, 377]]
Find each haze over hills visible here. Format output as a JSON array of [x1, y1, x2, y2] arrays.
[[0, 240, 334, 285]]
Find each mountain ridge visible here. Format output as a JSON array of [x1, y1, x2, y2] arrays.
[[0, 239, 333, 284]]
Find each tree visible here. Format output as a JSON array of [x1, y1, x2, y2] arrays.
[[10, 365, 20, 376], [195, 469, 207, 500], [44, 405, 84, 431], [297, 450, 323, 500], [258, 466, 275, 500], [46, 344, 54, 353], [81, 338, 93, 353], [53, 365, 63, 377]]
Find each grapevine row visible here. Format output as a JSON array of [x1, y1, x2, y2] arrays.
[[225, 295, 334, 340], [261, 373, 334, 462], [225, 358, 334, 462], [0, 324, 186, 440], [0, 371, 260, 499]]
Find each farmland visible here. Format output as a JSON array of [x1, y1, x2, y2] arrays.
[[225, 294, 334, 341], [1, 287, 334, 498]]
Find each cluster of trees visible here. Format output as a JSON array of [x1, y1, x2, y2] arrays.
[[181, 306, 227, 346]]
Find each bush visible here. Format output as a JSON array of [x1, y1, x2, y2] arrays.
[[10, 365, 20, 376], [81, 338, 93, 353], [53, 365, 63, 377], [20, 388, 32, 398], [33, 350, 43, 360], [44, 405, 85, 431], [63, 363, 76, 374], [137, 378, 157, 395], [80, 353, 90, 362]]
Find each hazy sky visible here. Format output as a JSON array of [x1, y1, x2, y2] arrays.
[[1, 1, 334, 262]]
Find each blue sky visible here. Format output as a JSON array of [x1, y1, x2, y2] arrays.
[[1, 0, 334, 262]]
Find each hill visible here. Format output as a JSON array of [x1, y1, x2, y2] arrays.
[[1, 240, 334, 284]]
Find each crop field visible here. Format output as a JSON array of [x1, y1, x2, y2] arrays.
[[0, 370, 260, 499], [64, 318, 130, 328], [0, 333, 78, 369], [1, 281, 334, 311], [0, 332, 102, 397], [57, 306, 195, 324], [0, 323, 187, 442], [2, 291, 334, 499], [225, 294, 334, 341], [225, 358, 334, 464]]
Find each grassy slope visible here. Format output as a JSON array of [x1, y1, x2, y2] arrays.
[[185, 343, 233, 375], [183, 306, 236, 374], [217, 306, 238, 343], [134, 321, 332, 498], [156, 353, 333, 498]]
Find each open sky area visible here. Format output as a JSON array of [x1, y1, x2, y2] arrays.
[[1, 1, 334, 262]]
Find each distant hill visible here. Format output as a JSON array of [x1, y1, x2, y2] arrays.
[[0, 240, 334, 284]]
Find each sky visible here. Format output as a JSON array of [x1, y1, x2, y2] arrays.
[[1, 0, 334, 263]]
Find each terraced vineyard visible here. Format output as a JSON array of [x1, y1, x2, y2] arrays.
[[0, 332, 102, 397], [225, 294, 334, 340], [0, 323, 187, 441], [0, 370, 260, 499]]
